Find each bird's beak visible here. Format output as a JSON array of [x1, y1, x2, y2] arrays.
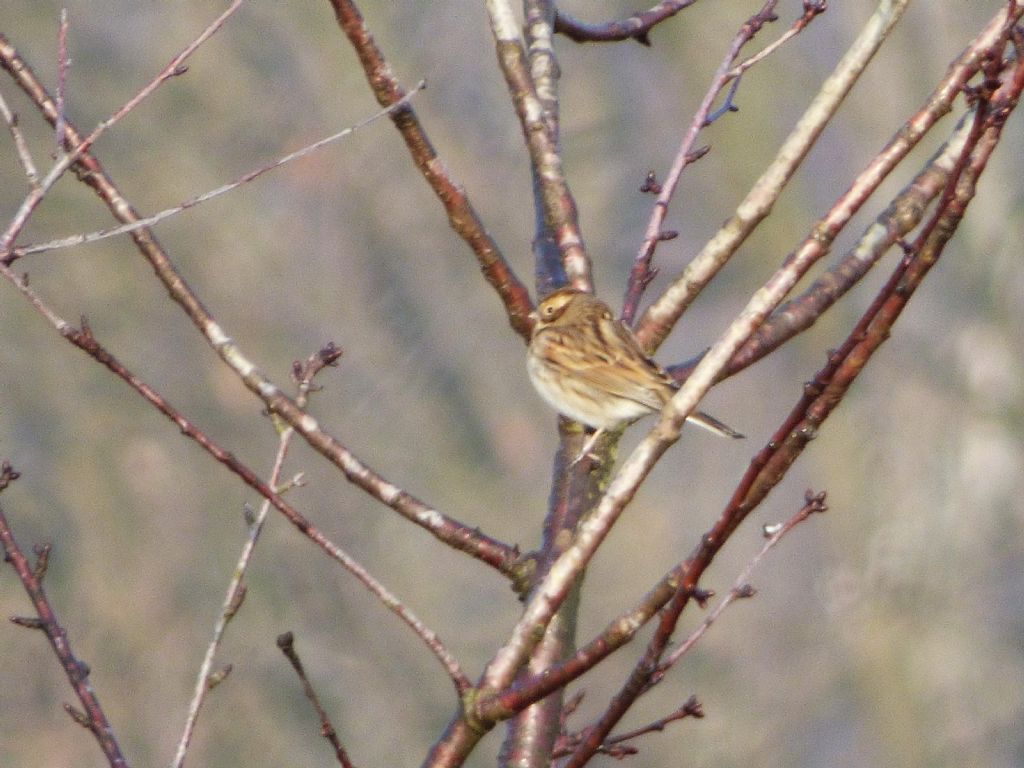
[[528, 309, 539, 323]]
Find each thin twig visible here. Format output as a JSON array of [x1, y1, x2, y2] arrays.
[[170, 417, 302, 768], [725, 1, 828, 79], [0, 0, 245, 255], [277, 632, 358, 768], [622, 1, 790, 325], [325, 0, 534, 339], [634, 0, 911, 352], [555, 695, 703, 758], [0, 463, 130, 768], [702, 75, 743, 126], [10, 82, 426, 259], [54, 7, 69, 154], [0, 89, 38, 185], [553, 1, 700, 46], [656, 490, 828, 674]]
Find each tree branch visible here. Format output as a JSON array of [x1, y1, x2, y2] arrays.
[[0, 463, 129, 768], [666, 2, 1023, 381], [634, 0, 911, 353], [485, 0, 592, 291], [623, 0, 820, 325], [325, 0, 535, 339], [553, 1, 700, 46], [0, 0, 244, 254], [6, 84, 426, 260], [277, 632, 360, 768], [0, 34, 520, 575]]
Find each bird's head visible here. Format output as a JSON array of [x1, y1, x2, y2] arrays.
[[529, 288, 609, 333]]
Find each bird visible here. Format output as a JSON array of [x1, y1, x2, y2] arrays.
[[527, 287, 742, 460]]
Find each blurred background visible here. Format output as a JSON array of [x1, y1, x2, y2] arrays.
[[1, 2, 1021, 766]]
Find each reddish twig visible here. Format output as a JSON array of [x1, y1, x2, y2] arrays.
[[622, 0, 808, 325], [726, 1, 828, 80], [325, 0, 534, 339], [555, 695, 704, 758], [654, 490, 828, 677], [278, 632, 358, 768], [553, 1, 700, 46], [0, 462, 130, 768]]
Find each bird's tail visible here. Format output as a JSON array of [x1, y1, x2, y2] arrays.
[[686, 410, 744, 439]]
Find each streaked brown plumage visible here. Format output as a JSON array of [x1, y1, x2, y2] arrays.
[[527, 288, 742, 440]]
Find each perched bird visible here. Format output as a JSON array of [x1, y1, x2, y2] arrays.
[[527, 288, 742, 458]]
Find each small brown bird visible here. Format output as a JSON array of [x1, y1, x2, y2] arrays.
[[527, 288, 742, 456]]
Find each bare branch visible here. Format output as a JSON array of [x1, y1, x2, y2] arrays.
[[171, 386, 307, 768], [0, 89, 38, 185], [325, 0, 534, 339], [0, 464, 130, 768], [622, 0, 790, 325], [277, 632, 359, 768], [9, 83, 427, 260], [556, 695, 704, 758], [0, 0, 245, 254], [0, 35, 520, 576], [725, 1, 828, 80], [657, 490, 828, 674], [485, 0, 591, 291], [554, 1, 700, 46], [634, 0, 911, 352]]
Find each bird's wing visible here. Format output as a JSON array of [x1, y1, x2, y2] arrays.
[[546, 323, 670, 411]]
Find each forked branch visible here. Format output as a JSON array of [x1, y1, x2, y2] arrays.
[[0, 36, 519, 576]]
